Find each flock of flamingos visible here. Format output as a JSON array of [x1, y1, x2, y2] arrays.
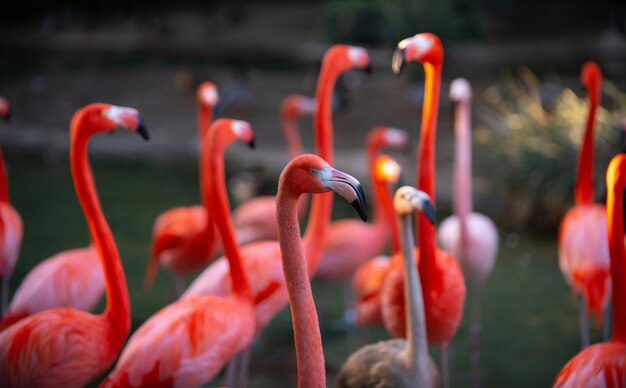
[[0, 31, 624, 387]]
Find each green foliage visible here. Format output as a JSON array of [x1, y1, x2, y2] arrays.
[[474, 67, 626, 231], [324, 0, 484, 46]]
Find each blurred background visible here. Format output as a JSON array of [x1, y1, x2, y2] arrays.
[[1, 0, 625, 386]]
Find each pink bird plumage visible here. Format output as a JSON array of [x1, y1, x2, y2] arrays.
[[104, 119, 257, 387], [1, 245, 103, 330], [0, 103, 145, 386]]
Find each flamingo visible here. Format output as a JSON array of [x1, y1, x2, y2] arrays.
[[275, 154, 368, 388], [350, 154, 404, 326], [0, 97, 23, 315], [558, 61, 611, 349], [181, 44, 370, 385], [102, 119, 256, 387], [553, 153, 626, 387], [230, 93, 315, 245], [0, 103, 147, 386], [337, 186, 438, 388], [437, 78, 499, 381], [143, 81, 220, 295], [315, 126, 409, 281], [0, 245, 102, 330], [382, 33, 467, 388]]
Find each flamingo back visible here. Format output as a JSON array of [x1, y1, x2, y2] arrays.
[[554, 342, 626, 387], [0, 203, 22, 277], [558, 204, 611, 323], [1, 246, 103, 330]]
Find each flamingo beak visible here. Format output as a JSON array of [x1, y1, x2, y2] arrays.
[[136, 116, 150, 141], [421, 198, 436, 225], [3, 111, 11, 122], [325, 168, 368, 222], [248, 135, 256, 149], [364, 63, 373, 75], [391, 47, 407, 75]]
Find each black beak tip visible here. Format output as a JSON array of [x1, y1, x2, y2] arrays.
[[351, 200, 368, 222], [4, 112, 11, 122], [248, 136, 256, 149], [423, 201, 436, 225], [391, 48, 406, 75], [364, 64, 372, 75], [136, 117, 150, 141]]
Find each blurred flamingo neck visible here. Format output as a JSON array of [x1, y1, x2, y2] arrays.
[[282, 111, 305, 158], [417, 61, 442, 274], [198, 102, 210, 206], [277, 187, 326, 387], [303, 192, 333, 274], [454, 97, 473, 256], [314, 63, 336, 165], [0, 148, 9, 203], [400, 214, 430, 373], [208, 133, 253, 301], [607, 170, 626, 343], [70, 126, 130, 344], [575, 83, 600, 205]]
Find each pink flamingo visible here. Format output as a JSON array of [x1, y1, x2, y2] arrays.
[[182, 44, 370, 385], [276, 154, 368, 388], [144, 81, 220, 295], [102, 119, 256, 387], [437, 78, 499, 379], [337, 186, 438, 387], [0, 103, 146, 386], [382, 33, 467, 388], [351, 154, 404, 326], [230, 93, 315, 244], [558, 61, 611, 349], [0, 245, 102, 330], [0, 97, 23, 315], [553, 153, 626, 387]]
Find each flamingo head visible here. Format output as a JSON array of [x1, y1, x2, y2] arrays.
[[210, 118, 255, 150], [581, 61, 602, 102], [0, 97, 10, 121], [449, 78, 472, 103], [197, 81, 220, 108], [280, 154, 368, 222], [374, 155, 403, 187], [324, 45, 372, 76], [367, 126, 409, 153], [72, 103, 149, 140], [394, 185, 436, 224], [282, 94, 316, 119], [392, 32, 443, 74]]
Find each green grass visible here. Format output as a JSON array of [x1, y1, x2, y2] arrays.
[[5, 152, 603, 387]]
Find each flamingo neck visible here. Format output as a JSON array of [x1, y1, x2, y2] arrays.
[[454, 97, 473, 258], [574, 85, 599, 205], [198, 104, 216, 237], [0, 148, 9, 203], [607, 171, 626, 343], [277, 187, 326, 388], [400, 213, 431, 374], [208, 136, 253, 301], [282, 112, 305, 158], [416, 62, 442, 277], [70, 128, 130, 345]]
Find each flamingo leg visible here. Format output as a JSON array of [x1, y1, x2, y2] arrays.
[[602, 299, 612, 341], [469, 284, 482, 388], [0, 275, 8, 314], [237, 345, 252, 388], [578, 297, 590, 349], [440, 343, 450, 388]]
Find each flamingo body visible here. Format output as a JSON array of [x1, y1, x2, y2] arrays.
[[554, 342, 626, 387], [233, 197, 281, 244], [1, 246, 103, 330], [102, 295, 255, 387], [438, 212, 499, 287], [558, 204, 610, 322]]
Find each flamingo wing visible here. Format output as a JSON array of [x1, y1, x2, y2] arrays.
[[104, 296, 255, 387]]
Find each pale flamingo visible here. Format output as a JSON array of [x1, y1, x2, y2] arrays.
[[230, 93, 315, 244], [558, 61, 611, 349], [350, 154, 404, 326], [0, 103, 147, 386], [0, 97, 22, 314], [553, 153, 626, 387], [437, 78, 499, 380], [182, 44, 370, 385], [102, 119, 256, 387], [0, 245, 102, 330], [144, 81, 220, 295], [316, 126, 409, 281], [382, 33, 467, 388], [276, 154, 367, 388], [337, 186, 438, 388]]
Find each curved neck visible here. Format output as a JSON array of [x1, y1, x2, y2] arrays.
[[400, 213, 430, 374], [198, 103, 216, 236], [208, 135, 252, 301], [0, 148, 9, 203], [454, 97, 472, 258], [607, 172, 626, 343], [574, 86, 599, 205], [282, 112, 305, 158], [70, 128, 130, 343], [277, 187, 325, 388], [416, 62, 442, 277]]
